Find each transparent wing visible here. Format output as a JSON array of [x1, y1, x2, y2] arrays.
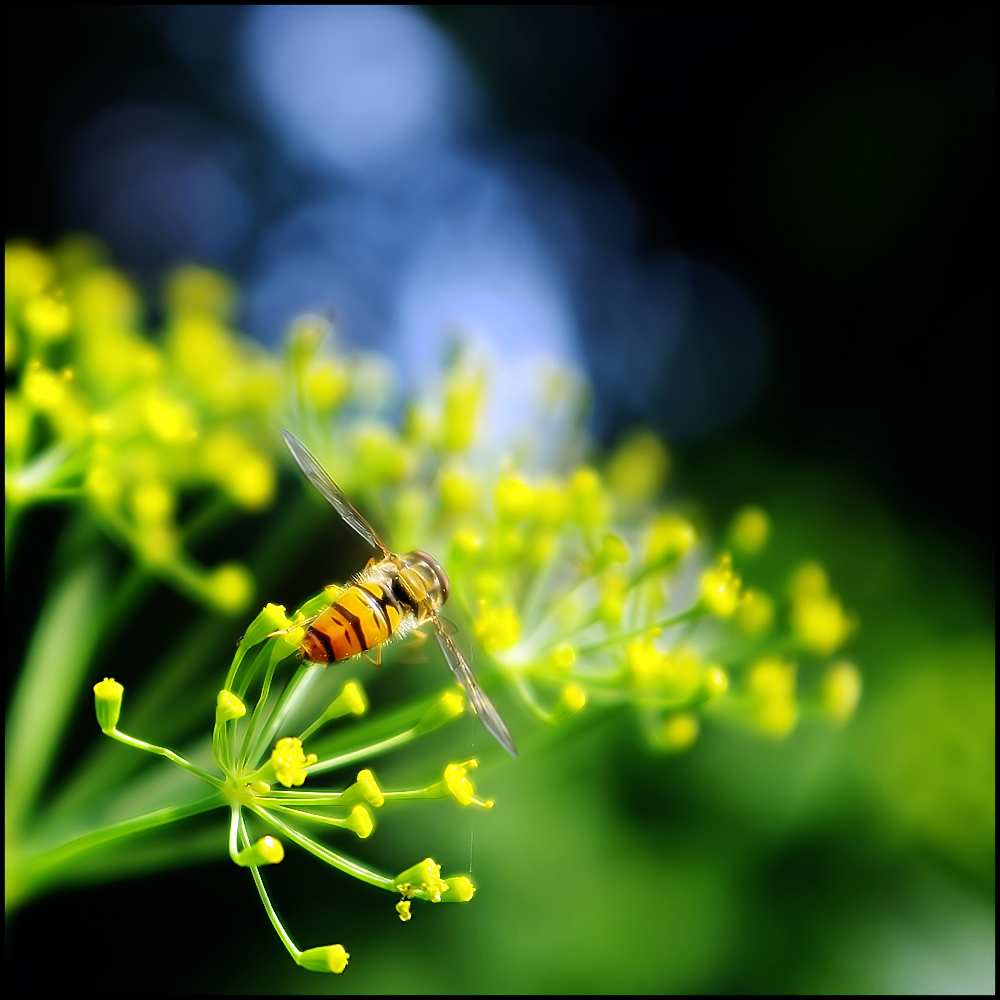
[[434, 622, 518, 757], [282, 430, 390, 557]]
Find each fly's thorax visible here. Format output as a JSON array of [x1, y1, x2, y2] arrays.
[[392, 550, 449, 618]]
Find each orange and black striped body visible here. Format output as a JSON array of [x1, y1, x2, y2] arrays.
[[300, 561, 419, 664]]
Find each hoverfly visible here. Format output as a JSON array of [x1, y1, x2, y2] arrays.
[[281, 430, 517, 757]]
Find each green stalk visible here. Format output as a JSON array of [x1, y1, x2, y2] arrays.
[[5, 553, 110, 834]]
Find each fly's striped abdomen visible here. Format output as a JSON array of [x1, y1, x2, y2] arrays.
[[301, 578, 406, 664]]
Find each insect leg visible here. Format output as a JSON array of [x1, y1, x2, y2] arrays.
[[267, 614, 319, 637]]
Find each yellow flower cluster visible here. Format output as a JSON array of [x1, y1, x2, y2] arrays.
[[5, 240, 279, 610], [6, 236, 862, 979]]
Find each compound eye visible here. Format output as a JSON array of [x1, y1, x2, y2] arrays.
[[413, 550, 449, 604]]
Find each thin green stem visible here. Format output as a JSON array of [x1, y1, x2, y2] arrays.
[[265, 803, 359, 828], [15, 794, 220, 901], [5, 553, 111, 833], [573, 607, 705, 655], [241, 815, 301, 960], [253, 662, 325, 765], [307, 728, 417, 776], [105, 727, 224, 788], [239, 648, 285, 770], [249, 803, 395, 891]]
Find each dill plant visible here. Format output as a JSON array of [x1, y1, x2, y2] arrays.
[[4, 238, 862, 974]]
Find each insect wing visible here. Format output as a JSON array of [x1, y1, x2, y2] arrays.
[[282, 430, 390, 557], [434, 624, 517, 757]]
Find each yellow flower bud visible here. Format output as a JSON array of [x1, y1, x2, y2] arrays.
[[598, 571, 628, 625], [5, 321, 18, 371], [344, 804, 374, 839], [606, 430, 670, 504], [353, 768, 384, 808], [548, 643, 576, 673], [442, 369, 484, 452], [700, 554, 741, 617], [747, 657, 799, 738], [414, 691, 465, 736], [658, 712, 700, 751], [729, 506, 770, 556], [216, 690, 246, 722], [736, 589, 775, 636], [394, 858, 449, 902], [207, 563, 253, 613], [820, 661, 862, 724], [23, 293, 72, 342], [551, 684, 586, 723], [701, 665, 729, 700], [439, 467, 479, 512], [790, 562, 829, 600], [646, 513, 695, 565], [440, 875, 476, 903], [5, 243, 53, 304], [747, 657, 796, 700], [626, 635, 664, 688], [129, 480, 174, 526], [495, 475, 536, 521], [144, 392, 197, 443], [442, 760, 493, 809], [569, 466, 608, 525], [305, 361, 350, 411], [474, 603, 520, 653], [791, 592, 854, 656], [297, 944, 349, 974], [535, 480, 569, 525], [23, 363, 68, 411], [270, 737, 317, 788], [318, 682, 368, 725], [93, 677, 124, 732], [164, 265, 236, 320], [234, 835, 284, 867]]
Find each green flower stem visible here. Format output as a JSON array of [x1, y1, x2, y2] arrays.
[[266, 804, 359, 827], [253, 662, 325, 765], [513, 676, 552, 721], [241, 816, 302, 961], [254, 790, 345, 805], [573, 607, 706, 655], [14, 794, 221, 905], [229, 804, 241, 861], [712, 633, 804, 666], [38, 615, 234, 835], [519, 536, 568, 633], [627, 557, 684, 589], [11, 486, 83, 503], [5, 552, 110, 834], [42, 502, 324, 837], [238, 649, 285, 770], [250, 803, 395, 891], [303, 690, 440, 764], [212, 717, 229, 773], [381, 789, 441, 803], [104, 728, 224, 788], [308, 728, 418, 776]]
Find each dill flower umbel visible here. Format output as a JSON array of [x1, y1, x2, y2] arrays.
[[5, 239, 860, 976]]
